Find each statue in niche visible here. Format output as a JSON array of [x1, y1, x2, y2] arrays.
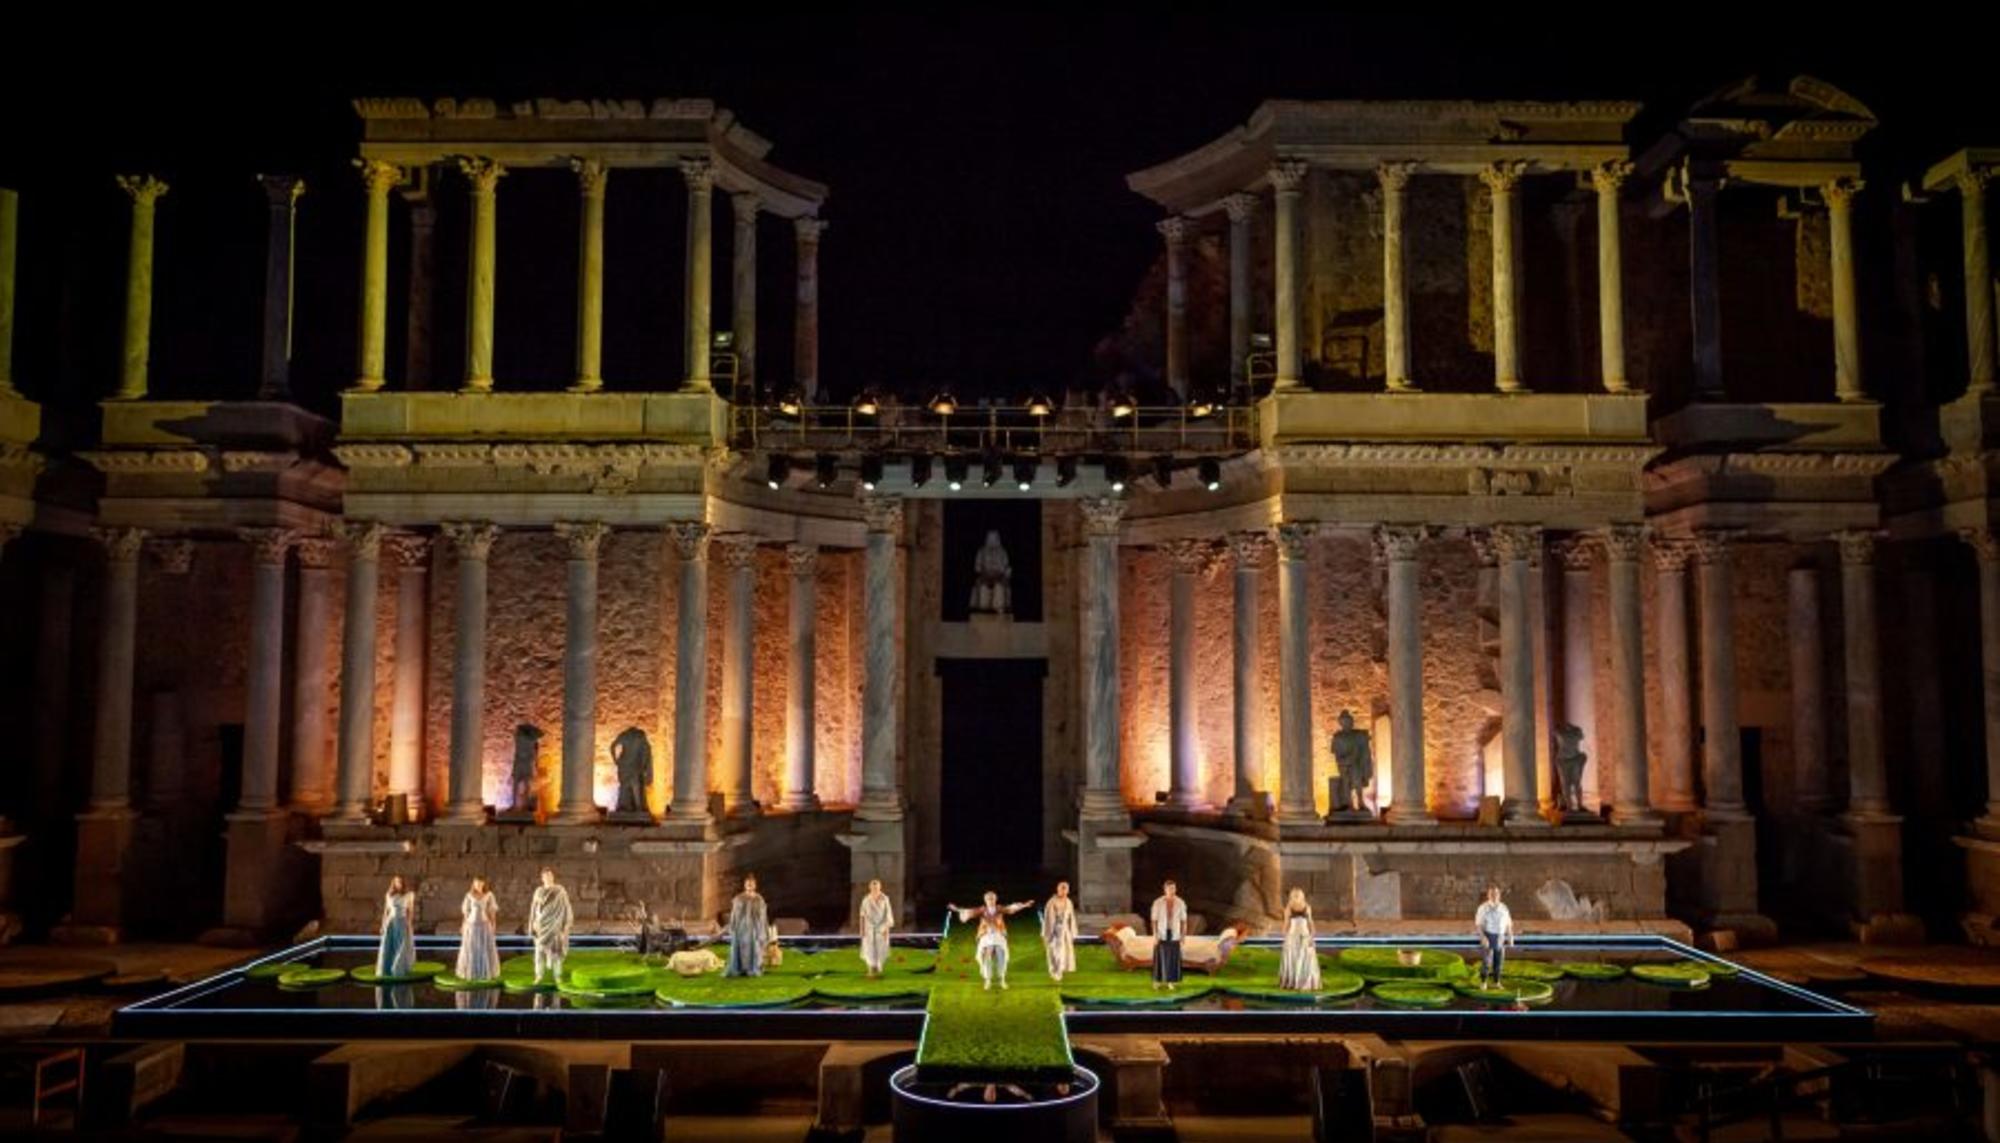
[[1553, 722, 1593, 817], [509, 724, 544, 815], [1328, 710, 1375, 818], [970, 530, 1012, 615], [610, 726, 653, 815]]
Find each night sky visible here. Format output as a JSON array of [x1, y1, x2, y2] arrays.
[[0, 15, 1988, 420]]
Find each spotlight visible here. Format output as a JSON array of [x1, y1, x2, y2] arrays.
[[1055, 455, 1079, 488], [713, 330, 736, 350], [1025, 392, 1055, 417], [944, 456, 968, 491], [910, 454, 934, 488], [1152, 455, 1175, 489], [1109, 392, 1137, 419], [815, 453, 839, 489], [775, 388, 804, 417], [1188, 393, 1217, 419], [1250, 331, 1274, 351], [1198, 457, 1223, 491], [764, 454, 790, 490], [1104, 456, 1129, 493], [981, 452, 1003, 489], [1013, 457, 1037, 491], [928, 391, 958, 416], [853, 391, 880, 417], [860, 454, 885, 491]]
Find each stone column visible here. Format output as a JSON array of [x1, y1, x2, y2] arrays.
[[1825, 179, 1867, 403], [859, 496, 905, 819], [1964, 530, 2000, 830], [353, 159, 402, 392], [442, 522, 499, 821], [1493, 525, 1545, 825], [680, 158, 715, 393], [1593, 161, 1632, 393], [256, 175, 305, 401], [1836, 530, 1888, 815], [667, 522, 713, 818], [1227, 532, 1269, 812], [1080, 498, 1127, 811], [113, 175, 168, 400], [795, 216, 824, 402], [0, 187, 16, 393], [1271, 162, 1308, 390], [1379, 526, 1434, 824], [1957, 169, 1996, 394], [289, 536, 337, 811], [1162, 538, 1207, 808], [1693, 530, 1745, 814], [1379, 162, 1418, 392], [88, 527, 147, 809], [1481, 161, 1529, 393], [731, 192, 760, 394], [1602, 526, 1658, 825], [718, 534, 762, 816], [1225, 194, 1254, 394], [783, 544, 820, 810], [1652, 538, 1698, 811], [1159, 217, 1191, 401], [385, 533, 431, 817], [1788, 564, 1830, 812], [1686, 168, 1727, 398], [555, 522, 610, 822], [402, 183, 435, 389], [333, 523, 384, 821], [570, 159, 608, 393], [1274, 523, 1319, 824], [1558, 538, 1598, 810], [235, 528, 294, 814], [458, 158, 505, 394]]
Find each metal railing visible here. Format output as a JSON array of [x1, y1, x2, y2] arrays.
[[728, 402, 1258, 457]]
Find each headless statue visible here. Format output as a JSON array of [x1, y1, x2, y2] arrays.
[[610, 726, 653, 814], [971, 530, 1012, 615]]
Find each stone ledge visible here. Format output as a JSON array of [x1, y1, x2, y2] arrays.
[[338, 391, 727, 443], [1261, 390, 1652, 447], [298, 839, 414, 856]]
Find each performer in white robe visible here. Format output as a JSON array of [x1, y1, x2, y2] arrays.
[[1277, 887, 1322, 991], [1041, 880, 1078, 982], [456, 877, 501, 982], [858, 879, 895, 977], [1149, 880, 1189, 991], [949, 890, 1033, 990], [726, 874, 771, 977], [376, 876, 416, 979], [529, 867, 574, 986]]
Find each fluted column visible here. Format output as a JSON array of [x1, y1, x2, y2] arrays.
[[88, 527, 147, 809], [1694, 531, 1745, 815], [1379, 162, 1417, 392], [0, 187, 17, 394], [1957, 169, 1996, 394], [1162, 538, 1207, 808], [795, 216, 824, 402], [1160, 217, 1191, 400], [113, 175, 168, 400], [237, 528, 295, 813], [1686, 168, 1727, 398], [256, 175, 305, 401], [289, 536, 337, 811], [1593, 161, 1632, 393], [1481, 161, 1529, 393], [1274, 523, 1319, 823], [353, 160, 402, 392], [859, 496, 905, 820], [1557, 537, 1597, 810], [442, 522, 499, 821], [1963, 529, 2000, 829], [731, 192, 760, 394], [1602, 526, 1657, 825], [680, 158, 715, 393], [555, 522, 610, 822], [458, 158, 504, 394], [1493, 526, 1545, 825], [334, 524, 383, 820], [385, 533, 430, 816], [718, 534, 761, 816], [570, 159, 607, 393], [1825, 179, 1867, 403], [1379, 526, 1434, 824], [667, 522, 713, 818], [1079, 498, 1126, 813], [1836, 530, 1888, 815], [783, 544, 820, 810], [1652, 539, 1697, 811], [1788, 564, 1830, 811], [1228, 532, 1269, 810], [402, 183, 435, 389], [1271, 162, 1308, 390], [1225, 194, 1254, 393]]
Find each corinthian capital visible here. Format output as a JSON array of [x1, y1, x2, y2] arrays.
[[456, 156, 506, 194], [786, 543, 819, 576], [795, 215, 827, 244], [570, 157, 608, 197], [1690, 529, 1741, 566], [1963, 527, 2000, 565], [1376, 161, 1418, 194], [383, 531, 432, 569], [1591, 160, 1633, 196], [1227, 531, 1270, 570], [861, 493, 904, 535], [1954, 168, 1997, 197], [1269, 161, 1310, 194], [441, 521, 500, 560], [1833, 528, 1879, 565], [238, 527, 297, 567], [1272, 521, 1318, 561], [1079, 497, 1125, 538], [1650, 535, 1692, 573], [665, 520, 711, 561], [294, 535, 340, 569], [92, 526, 149, 562], [1821, 177, 1864, 209], [1599, 524, 1648, 563], [1160, 538, 1208, 573], [355, 158, 406, 195], [1479, 161, 1530, 194], [1222, 193, 1257, 223], [679, 157, 716, 193], [717, 533, 761, 568], [1156, 216, 1192, 245], [554, 520, 612, 561], [116, 174, 169, 206], [259, 174, 307, 207], [151, 537, 194, 575], [343, 521, 386, 561], [732, 191, 762, 224], [1375, 524, 1428, 563]]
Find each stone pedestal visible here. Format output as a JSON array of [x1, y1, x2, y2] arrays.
[[203, 809, 311, 945], [55, 808, 140, 943], [1835, 813, 1923, 943], [1688, 814, 1777, 945], [1070, 810, 1145, 927]]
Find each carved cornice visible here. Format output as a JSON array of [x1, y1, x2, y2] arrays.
[[0, 443, 43, 474], [81, 449, 211, 474], [332, 444, 415, 469], [785, 542, 819, 576], [665, 520, 712, 561], [1272, 521, 1318, 561], [91, 526, 149, 562], [554, 520, 612, 561], [1079, 497, 1126, 538], [1270, 443, 1658, 468], [221, 451, 298, 474], [441, 521, 500, 560]]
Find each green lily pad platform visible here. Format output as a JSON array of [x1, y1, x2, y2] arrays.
[[811, 974, 934, 1002], [1455, 978, 1555, 1005], [1555, 962, 1627, 981], [1060, 980, 1214, 1006], [276, 967, 348, 989], [1495, 959, 1565, 982], [1222, 970, 1366, 1004], [1370, 982, 1455, 1008], [654, 975, 812, 1008], [350, 962, 447, 986], [1677, 959, 1739, 978], [246, 960, 315, 981], [433, 973, 504, 991], [1632, 963, 1711, 989], [1337, 947, 1470, 982]]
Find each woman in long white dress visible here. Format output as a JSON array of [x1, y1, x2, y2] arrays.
[[376, 876, 416, 979], [1041, 880, 1077, 982], [456, 877, 501, 981], [1277, 887, 1321, 991], [858, 879, 894, 978]]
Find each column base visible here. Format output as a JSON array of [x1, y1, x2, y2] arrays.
[[215, 808, 312, 941], [1836, 811, 1908, 926], [1078, 787, 1127, 816], [551, 807, 605, 826], [1693, 812, 1766, 938], [678, 378, 714, 395], [1502, 801, 1552, 828], [1225, 792, 1273, 820], [1165, 791, 1212, 813], [1384, 380, 1421, 394], [440, 803, 489, 825], [669, 801, 714, 825], [65, 806, 140, 938], [780, 793, 823, 812], [1383, 805, 1437, 827], [567, 379, 604, 394], [329, 803, 374, 825], [1610, 806, 1664, 829], [1069, 807, 1144, 921], [1274, 802, 1321, 828], [855, 792, 905, 823], [725, 797, 764, 819]]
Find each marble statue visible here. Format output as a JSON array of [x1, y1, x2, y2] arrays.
[[949, 890, 1033, 990], [1554, 722, 1590, 816], [1328, 710, 1375, 816], [970, 530, 1012, 615], [529, 867, 573, 986], [455, 877, 501, 982], [858, 879, 894, 978], [609, 726, 652, 815], [726, 874, 771, 977], [509, 724, 544, 815], [376, 875, 415, 979]]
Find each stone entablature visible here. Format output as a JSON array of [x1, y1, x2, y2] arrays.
[[83, 400, 343, 530], [338, 391, 729, 443]]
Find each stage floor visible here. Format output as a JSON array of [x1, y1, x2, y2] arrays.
[[116, 932, 1870, 1043]]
